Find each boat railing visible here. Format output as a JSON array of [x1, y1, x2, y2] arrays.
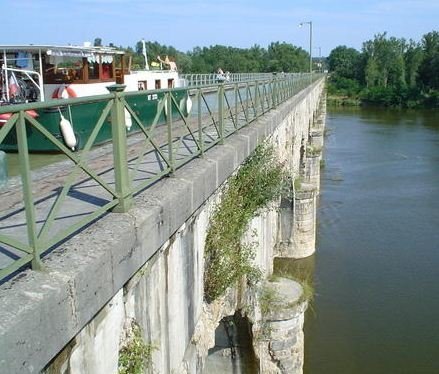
[[0, 73, 324, 283], [1, 66, 44, 102]]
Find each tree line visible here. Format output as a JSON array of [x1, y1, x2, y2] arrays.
[[95, 31, 438, 108], [94, 38, 310, 74], [327, 31, 439, 108]]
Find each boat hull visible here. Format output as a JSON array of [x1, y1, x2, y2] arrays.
[[0, 90, 189, 152]]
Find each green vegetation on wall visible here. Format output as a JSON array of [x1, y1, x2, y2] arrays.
[[118, 322, 155, 374], [204, 144, 286, 302]]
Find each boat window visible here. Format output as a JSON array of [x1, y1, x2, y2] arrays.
[[168, 79, 174, 88], [1, 52, 39, 72], [102, 63, 113, 80], [90, 54, 113, 81], [155, 80, 161, 89], [44, 56, 83, 84], [138, 81, 147, 90], [88, 60, 100, 80]]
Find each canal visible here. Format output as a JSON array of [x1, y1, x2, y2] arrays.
[[304, 107, 439, 373]]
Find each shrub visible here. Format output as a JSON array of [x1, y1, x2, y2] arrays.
[[204, 144, 286, 302], [118, 322, 155, 374]]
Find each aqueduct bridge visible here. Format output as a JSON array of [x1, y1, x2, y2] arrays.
[[0, 74, 326, 373]]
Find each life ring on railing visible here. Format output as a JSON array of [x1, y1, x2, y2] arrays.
[[52, 85, 77, 99], [0, 110, 38, 126]]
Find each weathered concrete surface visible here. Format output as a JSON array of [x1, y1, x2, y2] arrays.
[[0, 79, 326, 374]]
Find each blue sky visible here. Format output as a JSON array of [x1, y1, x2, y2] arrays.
[[1, 0, 438, 56]]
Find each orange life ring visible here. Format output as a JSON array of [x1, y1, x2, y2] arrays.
[[52, 85, 77, 99], [0, 110, 38, 126]]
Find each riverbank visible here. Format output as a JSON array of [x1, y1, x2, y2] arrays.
[[327, 84, 439, 109], [326, 95, 361, 107]]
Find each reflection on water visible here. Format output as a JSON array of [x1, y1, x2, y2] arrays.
[[273, 256, 315, 287], [304, 107, 439, 374]]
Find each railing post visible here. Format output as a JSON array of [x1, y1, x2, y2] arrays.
[[107, 84, 132, 213], [166, 91, 175, 172], [287, 77, 291, 98], [254, 80, 259, 118], [198, 88, 204, 156], [272, 75, 277, 109], [16, 111, 43, 270], [218, 83, 225, 144], [234, 83, 238, 127], [245, 82, 249, 125]]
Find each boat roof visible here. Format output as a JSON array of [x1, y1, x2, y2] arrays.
[[0, 45, 124, 56]]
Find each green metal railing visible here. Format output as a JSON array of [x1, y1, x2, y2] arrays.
[[181, 72, 306, 87], [0, 73, 323, 281]]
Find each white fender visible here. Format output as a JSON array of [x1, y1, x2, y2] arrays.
[[59, 112, 77, 151], [186, 95, 193, 115], [61, 88, 70, 99], [164, 97, 168, 117], [124, 108, 132, 131]]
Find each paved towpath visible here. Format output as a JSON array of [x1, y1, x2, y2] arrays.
[[0, 103, 253, 275]]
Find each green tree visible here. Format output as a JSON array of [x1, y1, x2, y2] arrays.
[[362, 33, 406, 89], [404, 40, 424, 88], [265, 42, 308, 72], [327, 45, 361, 80], [418, 31, 439, 90]]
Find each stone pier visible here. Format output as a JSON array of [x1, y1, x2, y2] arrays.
[[277, 91, 326, 260], [292, 184, 317, 259], [256, 278, 307, 374]]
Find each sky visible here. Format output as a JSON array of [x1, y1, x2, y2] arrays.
[[1, 0, 438, 56]]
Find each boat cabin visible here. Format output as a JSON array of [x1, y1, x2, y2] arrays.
[[0, 44, 182, 104]]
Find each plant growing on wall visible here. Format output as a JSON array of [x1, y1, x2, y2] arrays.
[[204, 143, 286, 302], [118, 321, 156, 374]]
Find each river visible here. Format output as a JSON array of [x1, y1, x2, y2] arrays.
[[304, 107, 439, 373]]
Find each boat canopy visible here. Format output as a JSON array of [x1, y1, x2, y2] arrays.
[[0, 45, 124, 56]]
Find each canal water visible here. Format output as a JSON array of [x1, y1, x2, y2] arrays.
[[304, 107, 439, 373]]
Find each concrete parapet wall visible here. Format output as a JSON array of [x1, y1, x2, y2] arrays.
[[0, 79, 326, 373]]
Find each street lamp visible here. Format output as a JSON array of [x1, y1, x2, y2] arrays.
[[315, 46, 322, 73], [299, 21, 313, 74]]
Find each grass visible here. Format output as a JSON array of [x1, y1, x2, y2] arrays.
[[273, 258, 315, 305]]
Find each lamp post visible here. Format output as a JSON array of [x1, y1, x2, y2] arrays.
[[315, 46, 322, 73], [299, 21, 313, 74]]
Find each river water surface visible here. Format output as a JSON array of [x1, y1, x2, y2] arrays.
[[304, 107, 439, 373]]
